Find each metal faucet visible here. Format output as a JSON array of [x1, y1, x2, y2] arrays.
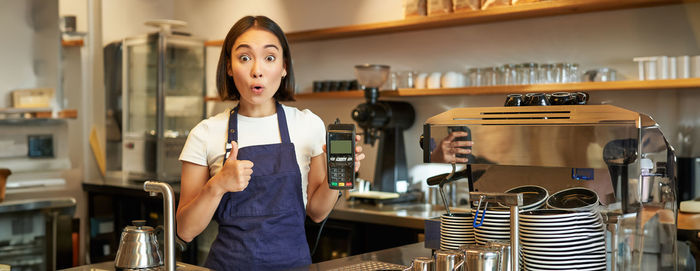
[[144, 181, 176, 271]]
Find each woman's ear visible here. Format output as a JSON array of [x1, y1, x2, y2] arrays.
[[227, 61, 233, 77], [282, 61, 287, 78]]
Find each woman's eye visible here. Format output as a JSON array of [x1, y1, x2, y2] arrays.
[[265, 55, 276, 62], [239, 55, 251, 62]]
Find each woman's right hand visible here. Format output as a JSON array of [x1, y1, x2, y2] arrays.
[[213, 141, 254, 192]]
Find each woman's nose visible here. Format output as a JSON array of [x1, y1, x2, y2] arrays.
[[251, 62, 263, 78]]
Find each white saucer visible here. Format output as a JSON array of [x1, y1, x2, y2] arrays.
[[522, 241, 605, 254], [521, 236, 605, 247], [523, 260, 606, 270], [520, 212, 598, 223], [519, 217, 601, 227], [522, 254, 606, 266], [520, 222, 604, 232], [520, 230, 604, 239], [522, 252, 605, 263], [474, 232, 510, 239], [520, 226, 603, 236]]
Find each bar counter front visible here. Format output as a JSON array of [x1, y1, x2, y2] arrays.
[[62, 242, 429, 271]]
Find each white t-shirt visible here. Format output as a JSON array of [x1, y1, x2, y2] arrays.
[[178, 104, 326, 207]]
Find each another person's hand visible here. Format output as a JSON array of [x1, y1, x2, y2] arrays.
[[322, 135, 366, 172], [431, 131, 473, 163], [352, 135, 365, 172], [214, 142, 254, 192]]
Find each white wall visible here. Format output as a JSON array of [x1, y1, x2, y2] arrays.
[[173, 0, 404, 39], [0, 0, 60, 108]]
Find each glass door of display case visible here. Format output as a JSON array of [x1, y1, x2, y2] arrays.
[[122, 29, 204, 182], [159, 36, 205, 181]]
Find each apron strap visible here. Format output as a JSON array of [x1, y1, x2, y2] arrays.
[[224, 102, 291, 162], [275, 102, 291, 144]]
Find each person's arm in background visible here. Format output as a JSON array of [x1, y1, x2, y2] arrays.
[[306, 135, 365, 223]]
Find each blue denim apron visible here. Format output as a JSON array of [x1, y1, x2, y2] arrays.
[[204, 102, 311, 270]]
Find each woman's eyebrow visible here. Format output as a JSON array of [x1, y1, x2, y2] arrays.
[[264, 44, 279, 51], [233, 44, 279, 51], [234, 44, 251, 51]]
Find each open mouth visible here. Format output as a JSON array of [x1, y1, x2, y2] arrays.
[[252, 85, 264, 94]]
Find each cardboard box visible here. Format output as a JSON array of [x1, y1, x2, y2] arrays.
[[12, 88, 54, 108]]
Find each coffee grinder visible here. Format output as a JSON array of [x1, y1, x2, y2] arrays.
[[351, 64, 415, 192]]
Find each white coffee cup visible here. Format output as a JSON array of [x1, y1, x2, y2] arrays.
[[692, 56, 700, 78], [441, 71, 465, 88], [415, 73, 428, 89], [668, 57, 677, 79], [678, 56, 691, 79], [427, 72, 442, 89]]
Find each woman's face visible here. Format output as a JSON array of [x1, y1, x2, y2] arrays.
[[228, 28, 286, 106]]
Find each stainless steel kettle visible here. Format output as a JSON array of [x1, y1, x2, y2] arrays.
[[114, 220, 164, 269]]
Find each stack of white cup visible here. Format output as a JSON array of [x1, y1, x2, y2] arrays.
[[633, 55, 700, 80]]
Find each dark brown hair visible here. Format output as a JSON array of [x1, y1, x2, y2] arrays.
[[216, 16, 295, 101]]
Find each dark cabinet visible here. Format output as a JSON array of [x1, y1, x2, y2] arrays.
[[305, 218, 423, 263], [83, 183, 197, 264]]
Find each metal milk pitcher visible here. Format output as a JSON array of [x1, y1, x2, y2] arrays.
[[435, 249, 464, 271]]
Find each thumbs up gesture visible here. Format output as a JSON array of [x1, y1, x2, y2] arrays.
[[216, 141, 254, 192]]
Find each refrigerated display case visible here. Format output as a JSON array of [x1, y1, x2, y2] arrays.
[[122, 21, 205, 182]]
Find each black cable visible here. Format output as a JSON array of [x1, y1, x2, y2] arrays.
[[310, 191, 342, 257]]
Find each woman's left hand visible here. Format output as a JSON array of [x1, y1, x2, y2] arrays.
[[353, 135, 366, 172]]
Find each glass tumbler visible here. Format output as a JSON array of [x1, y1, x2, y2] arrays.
[[554, 63, 566, 83], [467, 68, 483, 87], [483, 67, 500, 86], [397, 71, 417, 88], [381, 72, 399, 91], [569, 63, 580, 82], [517, 62, 539, 85], [538, 64, 555, 84], [501, 64, 517, 85]]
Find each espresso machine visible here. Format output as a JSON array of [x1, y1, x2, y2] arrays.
[[422, 105, 678, 270]]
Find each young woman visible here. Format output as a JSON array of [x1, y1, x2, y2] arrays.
[[175, 16, 365, 270]]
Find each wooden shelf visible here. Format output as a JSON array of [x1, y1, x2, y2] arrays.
[[62, 39, 84, 47], [291, 79, 700, 99], [205, 0, 693, 45], [0, 108, 78, 121]]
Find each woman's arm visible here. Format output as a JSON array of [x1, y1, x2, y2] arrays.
[[305, 153, 339, 223], [306, 135, 365, 223], [176, 143, 253, 242], [176, 162, 224, 242]]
